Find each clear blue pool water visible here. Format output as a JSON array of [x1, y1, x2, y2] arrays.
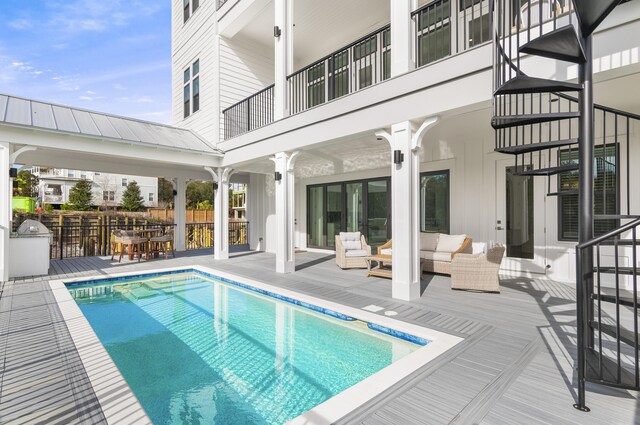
[[68, 272, 423, 424]]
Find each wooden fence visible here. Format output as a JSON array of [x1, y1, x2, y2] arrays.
[[148, 209, 215, 223]]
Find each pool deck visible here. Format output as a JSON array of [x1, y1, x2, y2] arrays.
[[1, 249, 639, 424]]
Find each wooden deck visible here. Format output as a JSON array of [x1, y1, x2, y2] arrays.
[[1, 250, 638, 424]]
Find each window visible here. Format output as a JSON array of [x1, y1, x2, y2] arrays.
[[183, 59, 200, 118], [80, 171, 87, 179], [558, 145, 619, 241], [184, 0, 200, 23], [420, 170, 450, 233], [307, 62, 325, 108], [149, 192, 154, 202], [468, 13, 490, 47], [68, 170, 75, 178], [94, 172, 101, 176], [416, 0, 451, 66], [122, 178, 128, 187], [103, 191, 115, 201], [193, 60, 200, 113]]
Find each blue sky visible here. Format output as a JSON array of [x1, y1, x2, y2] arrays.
[[0, 0, 172, 124]]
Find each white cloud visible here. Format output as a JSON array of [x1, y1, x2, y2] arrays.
[[9, 19, 33, 30]]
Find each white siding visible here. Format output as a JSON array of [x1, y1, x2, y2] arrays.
[[171, 0, 219, 144], [218, 35, 274, 141]]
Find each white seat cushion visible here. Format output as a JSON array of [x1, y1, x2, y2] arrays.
[[345, 249, 368, 257], [380, 248, 392, 256], [420, 251, 452, 262], [420, 232, 440, 251], [340, 232, 362, 250], [472, 242, 486, 254], [436, 234, 467, 253]]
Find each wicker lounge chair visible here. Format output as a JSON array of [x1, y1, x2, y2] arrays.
[[335, 232, 371, 269], [451, 243, 505, 293]]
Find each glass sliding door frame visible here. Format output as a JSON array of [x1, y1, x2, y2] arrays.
[[306, 177, 391, 250]]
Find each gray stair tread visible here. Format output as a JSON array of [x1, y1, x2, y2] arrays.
[[574, 0, 623, 36], [519, 26, 585, 64], [495, 75, 582, 95], [491, 112, 580, 129], [495, 138, 578, 155], [513, 164, 578, 176]]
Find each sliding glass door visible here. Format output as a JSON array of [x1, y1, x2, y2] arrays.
[[307, 178, 390, 250], [367, 180, 389, 247], [326, 184, 343, 248]]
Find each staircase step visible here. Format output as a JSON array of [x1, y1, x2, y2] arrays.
[[495, 75, 583, 96], [574, 0, 624, 37], [590, 321, 639, 349], [599, 240, 638, 247], [495, 138, 578, 155], [594, 266, 636, 275], [585, 348, 638, 390], [520, 26, 586, 64], [592, 293, 640, 308], [547, 190, 579, 197], [513, 164, 578, 176], [492, 112, 580, 129], [594, 215, 640, 220]]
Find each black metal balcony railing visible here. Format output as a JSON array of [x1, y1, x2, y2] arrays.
[[412, 0, 491, 68], [222, 84, 274, 140], [288, 25, 391, 116], [221, 0, 499, 140]]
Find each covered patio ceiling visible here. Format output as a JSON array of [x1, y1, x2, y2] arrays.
[[0, 94, 223, 180]]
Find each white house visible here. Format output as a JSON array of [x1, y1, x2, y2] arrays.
[[31, 167, 158, 208], [171, 0, 640, 295]]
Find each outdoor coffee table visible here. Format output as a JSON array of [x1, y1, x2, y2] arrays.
[[365, 254, 393, 279], [365, 255, 426, 279]]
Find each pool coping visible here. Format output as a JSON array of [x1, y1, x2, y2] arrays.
[[50, 265, 463, 425]]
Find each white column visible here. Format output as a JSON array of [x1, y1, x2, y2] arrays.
[[0, 143, 10, 281], [390, 0, 416, 77], [214, 168, 231, 260], [271, 152, 298, 273], [174, 177, 187, 251], [390, 122, 421, 300], [274, 0, 293, 119]]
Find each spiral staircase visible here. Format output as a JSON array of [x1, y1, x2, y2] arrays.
[[491, 0, 639, 411]]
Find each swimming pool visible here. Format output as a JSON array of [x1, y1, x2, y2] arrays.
[[65, 270, 429, 424]]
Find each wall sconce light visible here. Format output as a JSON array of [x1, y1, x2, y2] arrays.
[[274, 26, 281, 38], [12, 180, 19, 189], [393, 150, 404, 165], [213, 182, 219, 190], [172, 189, 178, 197], [274, 171, 282, 181], [9, 167, 18, 178]]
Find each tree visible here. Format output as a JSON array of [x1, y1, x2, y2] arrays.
[[158, 178, 174, 208], [121, 180, 145, 212], [95, 175, 118, 210], [68, 180, 94, 211], [15, 169, 39, 197], [186, 180, 214, 209]]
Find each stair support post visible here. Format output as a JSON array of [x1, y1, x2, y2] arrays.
[[575, 33, 594, 413]]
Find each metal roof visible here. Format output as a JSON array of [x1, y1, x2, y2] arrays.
[[0, 94, 221, 155]]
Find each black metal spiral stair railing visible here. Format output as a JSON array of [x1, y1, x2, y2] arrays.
[[490, 0, 639, 412]]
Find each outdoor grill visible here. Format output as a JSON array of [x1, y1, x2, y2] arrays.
[[9, 219, 52, 278]]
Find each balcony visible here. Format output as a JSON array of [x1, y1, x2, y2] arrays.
[[220, 0, 493, 141]]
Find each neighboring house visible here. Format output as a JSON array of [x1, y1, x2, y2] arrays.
[[31, 167, 158, 208], [171, 0, 640, 285]]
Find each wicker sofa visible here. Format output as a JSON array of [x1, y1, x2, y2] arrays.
[[377, 233, 472, 275], [451, 243, 505, 292], [335, 232, 372, 269]]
